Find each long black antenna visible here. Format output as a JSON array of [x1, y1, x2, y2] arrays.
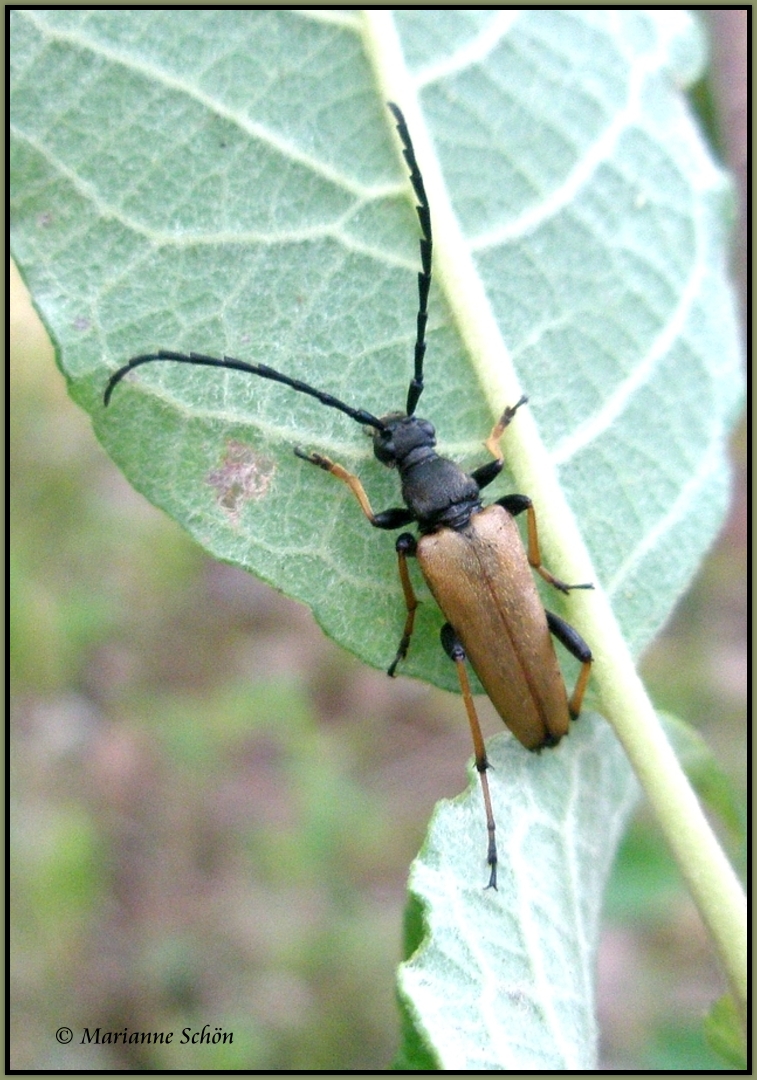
[[105, 105, 431, 428], [104, 350, 387, 430], [388, 103, 432, 417]]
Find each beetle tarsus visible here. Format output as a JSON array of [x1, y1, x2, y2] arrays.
[[550, 575, 594, 595], [486, 852, 498, 891], [293, 446, 329, 469]]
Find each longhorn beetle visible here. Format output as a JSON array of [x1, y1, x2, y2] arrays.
[[104, 103, 593, 889]]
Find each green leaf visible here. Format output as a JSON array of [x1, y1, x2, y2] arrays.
[[10, 11, 741, 692], [397, 719, 637, 1069], [11, 10, 744, 1069], [660, 712, 744, 841], [703, 994, 747, 1069]]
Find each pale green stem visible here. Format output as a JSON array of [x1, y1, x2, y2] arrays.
[[364, 9, 747, 1022]]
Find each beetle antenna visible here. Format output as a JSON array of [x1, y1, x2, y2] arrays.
[[103, 350, 388, 430], [388, 103, 432, 417]]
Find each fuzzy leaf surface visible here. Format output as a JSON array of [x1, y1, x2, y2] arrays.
[[11, 10, 742, 1070]]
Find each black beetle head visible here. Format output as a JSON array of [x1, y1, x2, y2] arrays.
[[372, 413, 436, 467]]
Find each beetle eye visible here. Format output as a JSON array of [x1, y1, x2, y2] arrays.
[[373, 428, 396, 464]]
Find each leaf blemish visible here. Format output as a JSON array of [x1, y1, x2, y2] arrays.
[[207, 440, 276, 521]]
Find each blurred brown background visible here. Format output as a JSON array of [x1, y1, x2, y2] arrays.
[[10, 11, 745, 1070]]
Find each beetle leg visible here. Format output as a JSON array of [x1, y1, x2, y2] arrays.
[[483, 394, 528, 460], [293, 448, 415, 529], [440, 623, 498, 890], [545, 610, 593, 719], [469, 458, 503, 491], [387, 533, 419, 676], [481, 397, 592, 591], [497, 493, 593, 594], [469, 396, 524, 489]]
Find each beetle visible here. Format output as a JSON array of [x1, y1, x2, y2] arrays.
[[104, 103, 593, 889]]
